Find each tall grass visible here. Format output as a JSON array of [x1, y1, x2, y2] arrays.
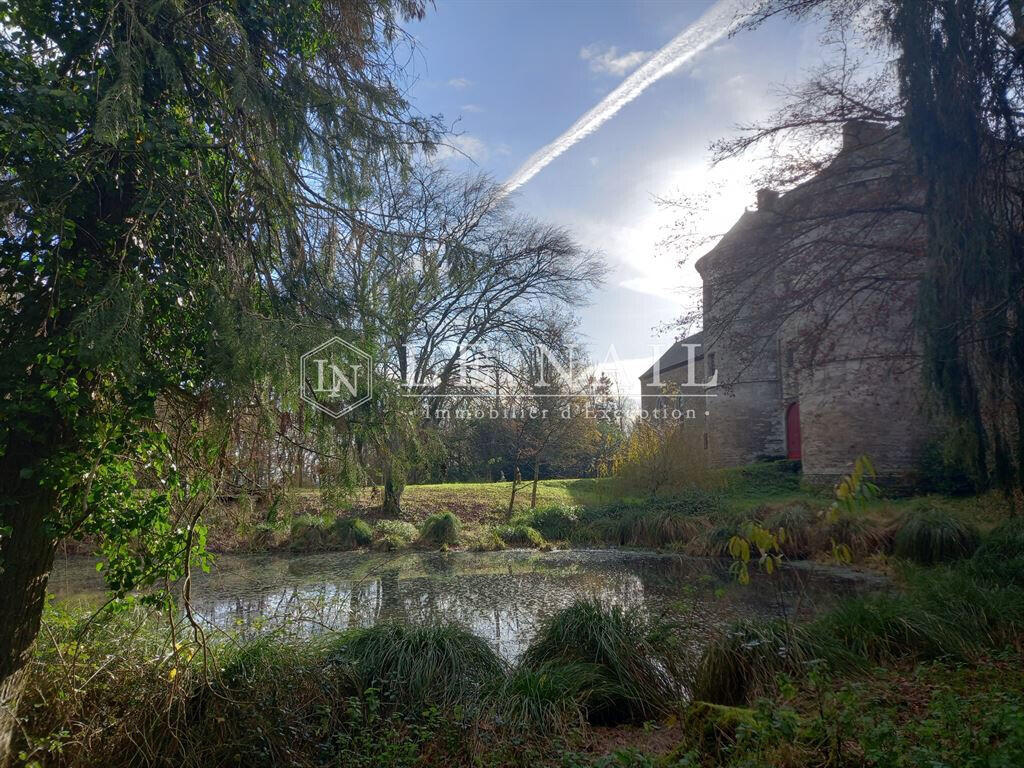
[[521, 600, 691, 723], [575, 489, 724, 549], [893, 505, 980, 564], [695, 565, 1024, 705], [687, 516, 751, 557], [692, 619, 801, 705], [22, 597, 696, 765], [329, 623, 504, 712], [826, 509, 890, 557], [763, 504, 822, 559], [973, 517, 1024, 584], [490, 662, 608, 734]]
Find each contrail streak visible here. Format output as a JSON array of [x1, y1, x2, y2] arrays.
[[503, 0, 751, 194]]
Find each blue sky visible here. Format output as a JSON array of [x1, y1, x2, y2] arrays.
[[404, 1, 823, 392]]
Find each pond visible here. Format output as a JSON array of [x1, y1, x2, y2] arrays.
[[49, 549, 880, 661]]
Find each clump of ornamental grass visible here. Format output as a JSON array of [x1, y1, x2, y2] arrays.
[[521, 600, 690, 723], [693, 619, 807, 706], [498, 524, 545, 548], [513, 504, 580, 541], [763, 504, 823, 559], [418, 510, 461, 548], [329, 622, 504, 713], [893, 505, 980, 565], [580, 508, 704, 548], [626, 509, 708, 548], [972, 518, 1024, 584], [826, 510, 891, 558], [330, 516, 373, 549], [373, 519, 418, 551], [687, 516, 753, 558], [489, 661, 609, 735]]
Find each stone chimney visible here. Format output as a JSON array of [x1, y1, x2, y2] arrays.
[[757, 188, 779, 211], [841, 119, 888, 152]]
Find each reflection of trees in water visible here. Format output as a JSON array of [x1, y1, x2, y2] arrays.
[[187, 563, 651, 659], [53, 551, 870, 659]]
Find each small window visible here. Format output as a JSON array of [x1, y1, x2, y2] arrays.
[[703, 432, 709, 450], [707, 352, 716, 376]]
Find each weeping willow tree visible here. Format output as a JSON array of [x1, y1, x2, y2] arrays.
[[889, 0, 1024, 494], [0, 0, 437, 759]]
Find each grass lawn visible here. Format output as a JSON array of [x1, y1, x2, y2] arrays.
[[348, 477, 619, 524]]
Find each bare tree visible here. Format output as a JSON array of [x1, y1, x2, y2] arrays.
[[320, 168, 606, 513]]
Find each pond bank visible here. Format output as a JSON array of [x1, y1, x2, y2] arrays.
[[20, 557, 1024, 767]]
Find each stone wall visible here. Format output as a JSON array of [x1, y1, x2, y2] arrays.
[[656, 121, 938, 483]]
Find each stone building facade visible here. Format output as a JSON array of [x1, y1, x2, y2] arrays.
[[641, 121, 935, 485]]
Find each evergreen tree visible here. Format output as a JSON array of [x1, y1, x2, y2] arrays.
[[0, 0, 436, 758]]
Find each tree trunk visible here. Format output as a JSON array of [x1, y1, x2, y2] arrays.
[[0, 482, 57, 766], [530, 457, 540, 509], [382, 459, 403, 518], [506, 474, 518, 518]]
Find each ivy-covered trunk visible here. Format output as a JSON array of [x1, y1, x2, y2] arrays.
[[0, 478, 56, 766]]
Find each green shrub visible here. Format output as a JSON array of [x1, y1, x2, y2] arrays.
[[728, 460, 802, 495], [330, 623, 503, 712], [468, 527, 506, 552], [893, 505, 980, 565], [973, 518, 1024, 584], [289, 514, 329, 550], [567, 521, 610, 547], [418, 510, 461, 547], [498, 524, 545, 548], [581, 488, 723, 525], [521, 600, 690, 723], [513, 504, 580, 541], [373, 519, 418, 551], [331, 516, 373, 549]]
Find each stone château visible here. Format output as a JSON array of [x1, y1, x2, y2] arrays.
[[640, 120, 934, 485]]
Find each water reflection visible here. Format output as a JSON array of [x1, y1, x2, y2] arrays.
[[50, 549, 876, 661]]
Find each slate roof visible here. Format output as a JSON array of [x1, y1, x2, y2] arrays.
[[639, 331, 704, 382]]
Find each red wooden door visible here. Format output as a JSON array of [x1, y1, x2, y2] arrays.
[[786, 402, 802, 460]]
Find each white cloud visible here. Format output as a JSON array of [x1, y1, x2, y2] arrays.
[[461, 103, 484, 113], [448, 77, 472, 89], [580, 44, 653, 77]]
